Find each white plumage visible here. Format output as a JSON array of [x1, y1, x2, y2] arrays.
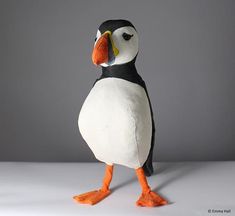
[[78, 77, 152, 169]]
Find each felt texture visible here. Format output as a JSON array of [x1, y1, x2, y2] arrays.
[[92, 32, 109, 65], [98, 20, 136, 34], [92, 31, 119, 66], [85, 19, 155, 176], [75, 19, 166, 207], [73, 165, 113, 205], [73, 165, 168, 207], [96, 26, 138, 67], [78, 78, 152, 169], [135, 168, 168, 207], [96, 60, 155, 176]]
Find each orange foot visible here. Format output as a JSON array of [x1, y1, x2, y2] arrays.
[[73, 189, 111, 205], [136, 191, 168, 207]]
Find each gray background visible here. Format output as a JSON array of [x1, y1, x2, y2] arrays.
[[1, 0, 234, 162]]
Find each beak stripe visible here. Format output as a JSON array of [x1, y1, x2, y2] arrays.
[[92, 31, 119, 66]]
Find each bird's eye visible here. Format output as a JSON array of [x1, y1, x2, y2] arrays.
[[95, 37, 97, 42], [122, 33, 133, 41]]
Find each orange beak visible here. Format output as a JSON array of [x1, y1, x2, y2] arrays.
[[92, 32, 119, 66]]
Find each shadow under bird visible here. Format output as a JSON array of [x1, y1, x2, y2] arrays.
[[74, 19, 168, 207]]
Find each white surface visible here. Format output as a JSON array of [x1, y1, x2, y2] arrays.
[[78, 78, 152, 168], [0, 162, 234, 216]]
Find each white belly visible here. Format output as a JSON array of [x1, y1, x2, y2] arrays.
[[78, 78, 152, 169]]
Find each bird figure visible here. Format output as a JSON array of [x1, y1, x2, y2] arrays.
[[73, 19, 167, 207]]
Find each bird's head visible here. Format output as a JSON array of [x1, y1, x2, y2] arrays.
[[92, 20, 138, 67]]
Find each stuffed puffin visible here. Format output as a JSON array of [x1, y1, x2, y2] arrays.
[[73, 19, 167, 207]]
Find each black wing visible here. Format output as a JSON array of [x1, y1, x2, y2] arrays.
[[141, 81, 155, 177]]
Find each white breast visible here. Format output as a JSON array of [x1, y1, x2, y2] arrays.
[[78, 78, 152, 169]]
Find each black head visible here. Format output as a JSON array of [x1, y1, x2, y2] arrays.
[[98, 19, 136, 34], [92, 19, 138, 66]]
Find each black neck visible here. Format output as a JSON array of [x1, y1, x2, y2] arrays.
[[102, 60, 137, 76], [98, 60, 145, 88]]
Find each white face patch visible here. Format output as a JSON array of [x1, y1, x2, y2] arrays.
[[94, 27, 138, 67], [111, 26, 138, 66], [94, 30, 101, 45]]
